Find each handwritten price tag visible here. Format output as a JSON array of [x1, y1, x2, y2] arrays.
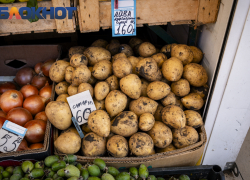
[[0, 121, 27, 153], [112, 0, 136, 37]]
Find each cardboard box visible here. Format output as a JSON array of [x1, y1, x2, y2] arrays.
[[0, 45, 61, 167]]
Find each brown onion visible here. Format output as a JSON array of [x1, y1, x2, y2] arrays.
[[0, 82, 16, 94], [7, 107, 33, 126], [29, 143, 44, 149], [23, 95, 46, 115], [34, 62, 43, 74], [41, 59, 55, 77], [24, 119, 46, 143], [20, 84, 39, 99], [14, 67, 35, 87], [0, 110, 7, 118], [39, 84, 52, 104], [31, 74, 49, 90], [17, 139, 30, 151], [34, 111, 48, 122], [0, 90, 23, 113], [0, 117, 7, 129]]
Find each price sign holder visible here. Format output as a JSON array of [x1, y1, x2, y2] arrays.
[[0, 120, 27, 153], [112, 0, 136, 37]]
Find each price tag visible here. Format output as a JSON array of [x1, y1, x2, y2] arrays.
[[0, 121, 27, 153], [112, 0, 136, 37]]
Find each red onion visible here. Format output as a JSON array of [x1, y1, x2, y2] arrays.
[[14, 67, 35, 87], [41, 59, 55, 77], [23, 95, 46, 115], [31, 74, 49, 90], [24, 119, 46, 143], [7, 107, 33, 127], [39, 84, 52, 104], [34, 62, 43, 74], [0, 82, 16, 94]]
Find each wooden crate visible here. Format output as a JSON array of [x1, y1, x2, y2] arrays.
[[78, 0, 221, 33], [0, 0, 76, 36]]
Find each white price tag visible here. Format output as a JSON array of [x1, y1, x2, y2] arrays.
[[112, 0, 136, 37], [67, 90, 96, 125], [0, 120, 27, 153]]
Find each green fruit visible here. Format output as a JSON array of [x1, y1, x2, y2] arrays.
[[35, 161, 44, 169], [138, 164, 148, 179], [20, 178, 29, 180], [24, 174, 29, 178], [80, 168, 89, 180], [129, 167, 138, 179], [13, 167, 24, 177], [2, 171, 11, 178], [52, 161, 66, 172], [45, 168, 55, 178], [10, 174, 22, 180], [107, 167, 119, 177], [147, 175, 156, 180], [53, 173, 59, 179], [44, 178, 53, 180], [57, 169, 65, 177], [44, 155, 60, 167], [67, 177, 78, 180], [64, 165, 80, 178], [116, 172, 130, 180], [5, 167, 14, 174], [63, 155, 77, 164], [130, 177, 136, 180], [88, 164, 101, 177], [29, 169, 45, 178], [93, 159, 106, 171], [55, 177, 64, 180], [179, 175, 190, 180], [157, 177, 164, 180], [76, 163, 83, 171], [102, 173, 115, 180], [0, 166, 4, 173], [21, 161, 34, 173], [3, 178, 9, 180], [0, 174, 2, 180], [88, 177, 101, 180], [169, 177, 178, 180]]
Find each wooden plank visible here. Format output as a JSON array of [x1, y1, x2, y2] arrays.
[[171, 20, 192, 25], [52, 0, 75, 33], [79, 0, 100, 33]]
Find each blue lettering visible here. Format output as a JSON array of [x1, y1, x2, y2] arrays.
[[31, 7, 44, 19], [55, 7, 66, 19], [66, 7, 76, 19], [0, 7, 9, 19], [19, 7, 31, 19], [42, 7, 54, 19]]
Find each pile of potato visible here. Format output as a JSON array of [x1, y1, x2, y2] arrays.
[[46, 38, 208, 157]]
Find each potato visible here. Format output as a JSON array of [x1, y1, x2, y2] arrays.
[[65, 66, 75, 84], [88, 110, 110, 137], [161, 105, 186, 129], [171, 44, 193, 65], [161, 77, 171, 85], [105, 75, 119, 91], [91, 39, 108, 48], [125, 97, 131, 110], [171, 79, 190, 97], [190, 46, 203, 63], [107, 135, 128, 157], [129, 97, 158, 116], [55, 81, 69, 95], [49, 60, 70, 83], [112, 53, 127, 63], [111, 111, 138, 137], [112, 57, 132, 78], [120, 74, 141, 99], [147, 81, 170, 100], [68, 85, 78, 96], [140, 79, 149, 97], [162, 57, 183, 82], [92, 60, 112, 80], [175, 98, 184, 110], [135, 58, 162, 81], [151, 53, 167, 68], [72, 64, 91, 86], [129, 37, 143, 49], [181, 93, 204, 110], [184, 110, 203, 128], [55, 132, 81, 154], [133, 44, 141, 56], [118, 44, 134, 56], [84, 47, 111, 66], [108, 40, 120, 56], [70, 54, 88, 67], [68, 46, 86, 59], [154, 103, 164, 122], [56, 94, 69, 103], [129, 132, 154, 156], [78, 83, 94, 97], [148, 121, 172, 148], [94, 82, 110, 101], [87, 67, 97, 85], [156, 144, 176, 153], [139, 42, 156, 57], [139, 113, 155, 131], [81, 123, 92, 133], [105, 90, 127, 117], [172, 126, 199, 149], [82, 132, 106, 157], [107, 132, 115, 141], [93, 98, 105, 110], [183, 63, 208, 87], [45, 101, 72, 130], [161, 92, 177, 106], [61, 127, 79, 136], [160, 44, 172, 58], [190, 84, 209, 99], [127, 56, 140, 74]]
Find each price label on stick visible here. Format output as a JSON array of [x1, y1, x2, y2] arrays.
[[0, 121, 27, 153], [112, 0, 136, 37]]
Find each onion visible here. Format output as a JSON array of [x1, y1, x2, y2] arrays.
[[0, 117, 7, 129], [24, 119, 46, 143], [0, 82, 16, 94], [34, 62, 43, 74], [41, 59, 55, 77], [29, 143, 44, 149], [7, 107, 33, 126], [39, 84, 52, 104], [0, 90, 23, 113], [23, 95, 46, 115], [14, 67, 35, 87], [34, 111, 48, 122], [17, 139, 30, 151], [0, 110, 7, 118], [20, 84, 39, 99], [31, 74, 49, 90]]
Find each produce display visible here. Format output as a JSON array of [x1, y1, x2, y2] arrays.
[[0, 155, 196, 180], [46, 38, 208, 157]]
